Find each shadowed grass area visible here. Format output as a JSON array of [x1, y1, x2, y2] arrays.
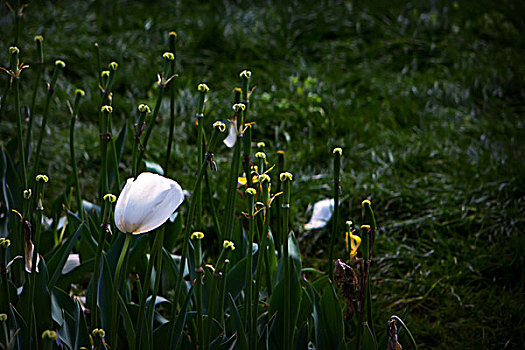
[[1, 0, 524, 348]]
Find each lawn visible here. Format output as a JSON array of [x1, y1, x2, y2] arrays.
[[0, 0, 524, 349]]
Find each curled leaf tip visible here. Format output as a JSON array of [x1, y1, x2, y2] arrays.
[[9, 46, 19, 55], [246, 188, 256, 195], [257, 142, 265, 148], [213, 121, 226, 132], [255, 152, 266, 159], [103, 194, 116, 203]]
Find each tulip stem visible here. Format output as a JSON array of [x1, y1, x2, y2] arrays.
[[146, 228, 165, 350], [110, 234, 132, 349]]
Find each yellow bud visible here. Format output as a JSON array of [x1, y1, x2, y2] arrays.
[[360, 224, 371, 230], [279, 172, 293, 182], [232, 103, 246, 112], [255, 152, 266, 159], [191, 231, 204, 240], [101, 105, 113, 113], [169, 31, 177, 38], [258, 174, 270, 183], [333, 147, 342, 155], [9, 46, 19, 55], [232, 87, 242, 94], [55, 60, 66, 68], [197, 83, 209, 92], [163, 52, 175, 61], [75, 89, 85, 97], [223, 240, 235, 250], [240, 70, 252, 79], [245, 188, 256, 196], [23, 189, 32, 199], [0, 314, 7, 322], [42, 330, 58, 341], [0, 239, 11, 249], [34, 35, 44, 42], [213, 121, 226, 132], [35, 174, 49, 183], [108, 61, 118, 70], [101, 70, 110, 78], [103, 194, 116, 203], [361, 199, 371, 207], [257, 142, 265, 148], [138, 104, 151, 113]]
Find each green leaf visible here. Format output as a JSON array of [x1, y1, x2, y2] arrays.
[[362, 322, 378, 350], [313, 283, 345, 350], [227, 293, 248, 350], [118, 294, 136, 350], [99, 255, 114, 334], [46, 223, 86, 289]]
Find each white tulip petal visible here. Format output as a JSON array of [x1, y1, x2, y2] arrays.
[[304, 198, 335, 230], [223, 120, 237, 148], [114, 172, 184, 235]]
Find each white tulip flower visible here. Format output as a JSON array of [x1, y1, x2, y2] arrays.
[[114, 172, 184, 235]]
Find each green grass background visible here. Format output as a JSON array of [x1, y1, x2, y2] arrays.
[[1, 0, 524, 348]]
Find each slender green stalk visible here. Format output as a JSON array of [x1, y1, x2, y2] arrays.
[[254, 175, 271, 301], [69, 89, 85, 218], [204, 169, 222, 238], [25, 36, 44, 165], [329, 148, 342, 281], [110, 234, 132, 349], [98, 106, 112, 201], [280, 172, 293, 350], [167, 123, 225, 346], [362, 200, 377, 339], [132, 104, 150, 177], [32, 60, 65, 178], [244, 188, 256, 348], [138, 53, 173, 167], [0, 239, 11, 315], [239, 70, 251, 127], [191, 232, 204, 349], [195, 84, 209, 230], [164, 31, 177, 176], [146, 228, 166, 350], [274, 151, 285, 250], [136, 228, 165, 350], [242, 125, 253, 189], [28, 174, 48, 349], [91, 195, 115, 331]]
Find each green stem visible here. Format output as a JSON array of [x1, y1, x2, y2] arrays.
[[168, 126, 223, 346], [281, 178, 291, 350], [329, 150, 341, 281], [204, 169, 222, 238], [164, 32, 177, 175], [25, 38, 44, 166], [13, 78, 27, 189], [91, 202, 109, 331], [223, 139, 242, 240], [146, 229, 166, 350], [193, 237, 204, 349], [69, 92, 84, 218], [244, 192, 255, 348], [110, 234, 132, 349]]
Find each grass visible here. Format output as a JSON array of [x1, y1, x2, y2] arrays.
[[1, 0, 524, 348]]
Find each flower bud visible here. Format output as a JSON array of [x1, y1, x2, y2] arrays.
[[333, 147, 342, 155], [163, 52, 175, 61], [279, 172, 293, 182], [55, 60, 66, 68], [23, 189, 32, 199], [42, 330, 58, 341], [138, 104, 151, 113], [232, 103, 245, 112], [0, 314, 7, 322], [108, 61, 118, 70], [92, 328, 105, 338], [232, 87, 243, 94], [197, 83, 209, 93], [75, 89, 85, 97], [34, 35, 44, 43], [169, 31, 177, 39], [258, 174, 270, 183], [0, 239, 10, 249], [361, 199, 371, 207], [101, 105, 113, 114], [257, 142, 265, 148], [213, 121, 226, 132], [9, 46, 19, 55], [245, 188, 256, 196], [240, 70, 251, 79], [223, 240, 235, 250], [103, 194, 116, 203], [255, 152, 266, 160], [35, 174, 49, 183], [191, 231, 204, 240], [101, 70, 110, 78], [360, 224, 371, 230]]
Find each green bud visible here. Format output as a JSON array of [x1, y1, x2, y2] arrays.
[[279, 172, 293, 182], [101, 105, 113, 114], [101, 70, 110, 78], [0, 314, 7, 322], [333, 147, 342, 155], [213, 121, 226, 132], [232, 103, 246, 112], [0, 239, 11, 249], [138, 104, 151, 113], [255, 152, 266, 159], [191, 231, 204, 240], [75, 88, 85, 97], [361, 200, 371, 207], [258, 174, 270, 183], [35, 174, 49, 183], [55, 60, 66, 68], [245, 188, 256, 196], [9, 46, 19, 55], [103, 194, 116, 203], [23, 189, 32, 199], [34, 35, 44, 43], [240, 69, 252, 79], [41, 330, 58, 341], [163, 52, 175, 61], [197, 83, 209, 93]]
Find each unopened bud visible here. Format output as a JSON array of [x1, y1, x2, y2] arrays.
[[257, 142, 265, 148], [333, 147, 342, 155], [163, 52, 175, 61], [197, 83, 209, 93], [361, 200, 371, 207], [232, 103, 245, 112], [55, 60, 66, 68], [103, 194, 116, 203], [41, 330, 58, 341], [9, 47, 19, 55], [191, 231, 204, 240], [255, 152, 266, 159], [0, 239, 11, 249], [35, 174, 49, 183], [240, 70, 251, 79], [258, 174, 270, 183], [138, 104, 151, 113], [92, 328, 105, 338], [101, 105, 113, 114], [75, 89, 85, 97], [360, 224, 371, 230], [213, 121, 226, 132], [245, 188, 256, 196], [23, 189, 32, 199], [34, 35, 44, 43], [101, 70, 110, 78], [169, 31, 177, 38], [223, 240, 235, 250], [279, 172, 293, 182], [108, 61, 118, 70], [0, 314, 7, 322]]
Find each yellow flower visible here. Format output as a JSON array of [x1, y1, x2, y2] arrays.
[[345, 229, 361, 260]]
